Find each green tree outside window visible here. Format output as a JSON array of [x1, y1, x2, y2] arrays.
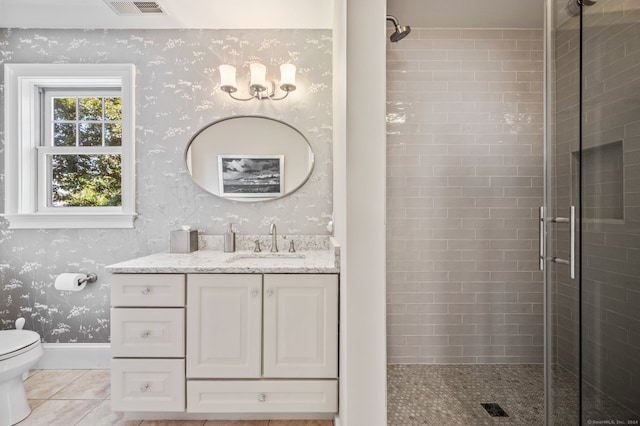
[[50, 96, 123, 207]]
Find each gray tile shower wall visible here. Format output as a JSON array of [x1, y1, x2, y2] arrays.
[[386, 28, 544, 364], [0, 28, 332, 342]]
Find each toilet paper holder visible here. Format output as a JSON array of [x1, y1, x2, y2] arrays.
[[54, 272, 98, 292], [79, 273, 98, 285]]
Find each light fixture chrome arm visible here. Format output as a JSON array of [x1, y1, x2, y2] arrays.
[[221, 84, 293, 101], [224, 91, 256, 102], [268, 91, 291, 101]]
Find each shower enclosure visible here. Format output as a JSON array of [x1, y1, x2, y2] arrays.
[[545, 0, 640, 423]]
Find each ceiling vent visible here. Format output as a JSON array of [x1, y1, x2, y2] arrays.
[[104, 1, 165, 15]]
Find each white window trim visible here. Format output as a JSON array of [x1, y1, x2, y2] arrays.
[[3, 63, 136, 229]]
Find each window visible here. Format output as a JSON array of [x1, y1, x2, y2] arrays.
[[3, 64, 136, 228], [41, 90, 123, 209]]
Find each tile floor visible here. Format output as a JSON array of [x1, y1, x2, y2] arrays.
[[387, 364, 545, 426], [20, 366, 640, 425], [387, 364, 640, 426], [551, 366, 640, 425], [18, 369, 333, 426]]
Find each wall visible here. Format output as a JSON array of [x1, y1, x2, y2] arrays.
[[386, 28, 545, 364], [0, 28, 333, 342], [337, 0, 389, 423]]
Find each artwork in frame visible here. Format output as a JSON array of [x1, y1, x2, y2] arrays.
[[218, 154, 284, 198]]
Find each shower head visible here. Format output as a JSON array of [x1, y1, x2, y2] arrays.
[[565, 0, 597, 16], [387, 15, 411, 43]]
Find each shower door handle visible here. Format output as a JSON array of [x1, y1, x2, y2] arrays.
[[544, 206, 576, 280], [570, 205, 575, 279], [539, 207, 545, 271]]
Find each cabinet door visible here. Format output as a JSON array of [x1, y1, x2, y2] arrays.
[[187, 274, 262, 378], [263, 274, 338, 378]]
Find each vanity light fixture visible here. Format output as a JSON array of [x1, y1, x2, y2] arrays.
[[219, 63, 296, 101]]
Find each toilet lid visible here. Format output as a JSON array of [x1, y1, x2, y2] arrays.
[[0, 330, 41, 360]]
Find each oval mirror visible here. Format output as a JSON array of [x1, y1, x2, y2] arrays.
[[185, 116, 314, 202]]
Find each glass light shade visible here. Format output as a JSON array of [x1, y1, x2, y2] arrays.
[[219, 65, 237, 93], [249, 63, 267, 92], [279, 64, 297, 92]]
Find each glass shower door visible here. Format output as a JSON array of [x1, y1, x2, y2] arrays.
[[545, 0, 581, 424], [546, 0, 640, 424], [580, 0, 640, 422]]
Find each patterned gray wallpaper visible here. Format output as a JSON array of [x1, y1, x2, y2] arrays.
[[0, 28, 333, 342]]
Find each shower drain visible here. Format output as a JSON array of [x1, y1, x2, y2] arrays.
[[481, 403, 509, 417]]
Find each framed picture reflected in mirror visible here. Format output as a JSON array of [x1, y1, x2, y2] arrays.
[[218, 154, 284, 198]]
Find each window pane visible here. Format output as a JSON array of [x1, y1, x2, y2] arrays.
[[51, 154, 122, 207], [104, 97, 122, 121], [79, 123, 102, 146], [79, 97, 102, 121], [53, 98, 76, 121], [104, 123, 122, 146], [53, 123, 77, 146]]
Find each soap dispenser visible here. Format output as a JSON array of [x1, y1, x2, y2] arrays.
[[224, 223, 236, 253]]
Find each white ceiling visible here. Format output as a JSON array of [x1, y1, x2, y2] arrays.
[[388, 0, 544, 29], [0, 0, 334, 29], [0, 0, 544, 30]]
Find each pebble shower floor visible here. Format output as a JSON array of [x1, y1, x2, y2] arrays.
[[387, 364, 640, 425], [387, 364, 545, 426]]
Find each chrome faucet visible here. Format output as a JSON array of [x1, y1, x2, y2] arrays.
[[270, 223, 278, 253]]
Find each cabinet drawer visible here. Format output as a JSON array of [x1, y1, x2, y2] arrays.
[[187, 380, 337, 413], [111, 274, 184, 307], [111, 308, 184, 358], [111, 359, 185, 412]]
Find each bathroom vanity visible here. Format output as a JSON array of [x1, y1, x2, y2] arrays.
[[106, 237, 339, 420]]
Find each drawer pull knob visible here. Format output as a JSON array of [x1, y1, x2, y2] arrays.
[[250, 289, 259, 297], [141, 383, 150, 392], [140, 330, 151, 338], [258, 393, 266, 402], [141, 287, 151, 295], [266, 289, 274, 297]]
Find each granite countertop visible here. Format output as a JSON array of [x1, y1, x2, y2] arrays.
[[106, 236, 340, 274]]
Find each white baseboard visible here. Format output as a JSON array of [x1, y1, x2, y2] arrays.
[[34, 343, 111, 369]]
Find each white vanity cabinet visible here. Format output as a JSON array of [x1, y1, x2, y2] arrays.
[[109, 269, 339, 417], [186, 273, 338, 414]]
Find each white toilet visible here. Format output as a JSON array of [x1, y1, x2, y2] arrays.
[[0, 329, 43, 425]]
